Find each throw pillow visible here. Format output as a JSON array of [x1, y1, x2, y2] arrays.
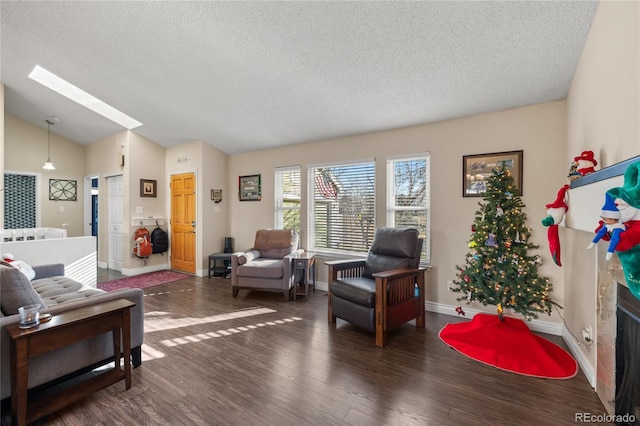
[[10, 260, 36, 281], [237, 250, 261, 265], [0, 265, 45, 315]]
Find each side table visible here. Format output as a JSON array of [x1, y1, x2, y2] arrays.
[[208, 253, 232, 278], [6, 298, 135, 426], [293, 252, 316, 301]]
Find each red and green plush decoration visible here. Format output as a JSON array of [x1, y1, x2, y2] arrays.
[[541, 184, 570, 266], [451, 165, 560, 321], [594, 161, 640, 301]]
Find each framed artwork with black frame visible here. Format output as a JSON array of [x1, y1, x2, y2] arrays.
[[49, 179, 77, 201], [239, 174, 261, 201], [462, 150, 523, 197], [140, 179, 157, 197]]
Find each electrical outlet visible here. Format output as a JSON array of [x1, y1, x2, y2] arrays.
[[581, 326, 593, 343]]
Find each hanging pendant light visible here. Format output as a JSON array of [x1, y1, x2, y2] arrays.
[[42, 119, 55, 170]]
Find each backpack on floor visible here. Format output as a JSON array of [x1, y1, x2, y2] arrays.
[[133, 227, 153, 258], [151, 225, 169, 254]]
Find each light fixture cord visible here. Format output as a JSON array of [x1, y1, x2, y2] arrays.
[[46, 119, 53, 161]]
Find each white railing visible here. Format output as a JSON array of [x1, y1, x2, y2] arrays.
[[1, 228, 67, 242]]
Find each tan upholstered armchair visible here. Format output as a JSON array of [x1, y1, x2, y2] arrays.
[[326, 227, 426, 347], [231, 229, 302, 300]]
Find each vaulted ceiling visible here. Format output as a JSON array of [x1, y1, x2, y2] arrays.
[[1, 1, 599, 155]]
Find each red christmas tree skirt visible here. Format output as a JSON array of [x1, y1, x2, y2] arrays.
[[439, 313, 578, 379]]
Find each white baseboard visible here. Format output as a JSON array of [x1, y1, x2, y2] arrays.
[[425, 301, 563, 335], [562, 326, 596, 388], [121, 262, 170, 276]]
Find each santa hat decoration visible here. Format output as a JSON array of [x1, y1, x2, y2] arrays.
[[600, 193, 621, 219], [608, 162, 640, 210], [546, 184, 570, 210], [574, 150, 598, 167], [542, 184, 571, 267], [603, 162, 640, 300]]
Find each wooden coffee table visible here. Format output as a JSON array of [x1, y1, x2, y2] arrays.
[[6, 298, 135, 426]]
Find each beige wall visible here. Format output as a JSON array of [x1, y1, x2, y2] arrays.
[[565, 0, 640, 371], [4, 114, 86, 236], [126, 131, 166, 271], [198, 141, 230, 270], [166, 140, 230, 275], [229, 101, 569, 321], [0, 84, 4, 224], [85, 131, 126, 268]]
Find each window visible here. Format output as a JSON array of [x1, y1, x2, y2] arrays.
[[308, 160, 375, 254], [3, 173, 37, 230], [387, 154, 430, 265], [274, 166, 301, 231]]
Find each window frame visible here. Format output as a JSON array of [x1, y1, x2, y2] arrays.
[[307, 158, 376, 256], [386, 153, 430, 266], [274, 165, 301, 232]]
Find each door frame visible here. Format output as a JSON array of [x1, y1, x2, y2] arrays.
[[83, 174, 99, 237], [168, 170, 199, 274]]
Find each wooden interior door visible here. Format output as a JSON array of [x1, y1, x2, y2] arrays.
[[170, 173, 196, 273]]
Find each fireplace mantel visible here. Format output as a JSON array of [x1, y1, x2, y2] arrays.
[[564, 156, 640, 232]]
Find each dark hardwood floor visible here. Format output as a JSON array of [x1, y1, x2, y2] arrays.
[[15, 275, 611, 425]]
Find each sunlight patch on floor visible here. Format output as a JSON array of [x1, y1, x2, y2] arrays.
[[144, 288, 194, 297], [144, 307, 278, 332], [141, 343, 166, 361], [160, 316, 303, 347]]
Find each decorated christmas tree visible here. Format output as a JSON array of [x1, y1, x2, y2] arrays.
[[451, 165, 560, 320]]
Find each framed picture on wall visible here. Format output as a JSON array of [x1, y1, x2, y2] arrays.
[[49, 179, 77, 201], [140, 179, 157, 197], [239, 174, 261, 201], [462, 150, 523, 197]]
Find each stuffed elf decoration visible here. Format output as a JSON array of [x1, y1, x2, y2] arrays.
[[599, 162, 640, 300], [574, 150, 598, 176], [542, 184, 570, 266], [587, 193, 625, 260]]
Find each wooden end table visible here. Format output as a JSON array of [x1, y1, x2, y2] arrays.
[[6, 298, 135, 426], [293, 252, 316, 301]]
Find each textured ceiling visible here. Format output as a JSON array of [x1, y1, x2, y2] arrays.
[[1, 1, 598, 155]]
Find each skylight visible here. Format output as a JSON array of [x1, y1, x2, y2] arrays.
[[28, 65, 142, 129]]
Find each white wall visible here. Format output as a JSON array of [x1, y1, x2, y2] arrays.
[[565, 0, 639, 378]]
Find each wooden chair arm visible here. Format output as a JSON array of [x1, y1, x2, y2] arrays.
[[324, 259, 366, 269], [372, 267, 425, 280], [326, 259, 366, 279]]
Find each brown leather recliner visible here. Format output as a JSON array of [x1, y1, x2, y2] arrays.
[[326, 227, 426, 347]]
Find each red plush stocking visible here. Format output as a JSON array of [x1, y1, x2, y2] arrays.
[[547, 225, 561, 266], [541, 184, 570, 267]]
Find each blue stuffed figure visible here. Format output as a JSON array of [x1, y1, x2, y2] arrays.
[[588, 193, 625, 261]]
